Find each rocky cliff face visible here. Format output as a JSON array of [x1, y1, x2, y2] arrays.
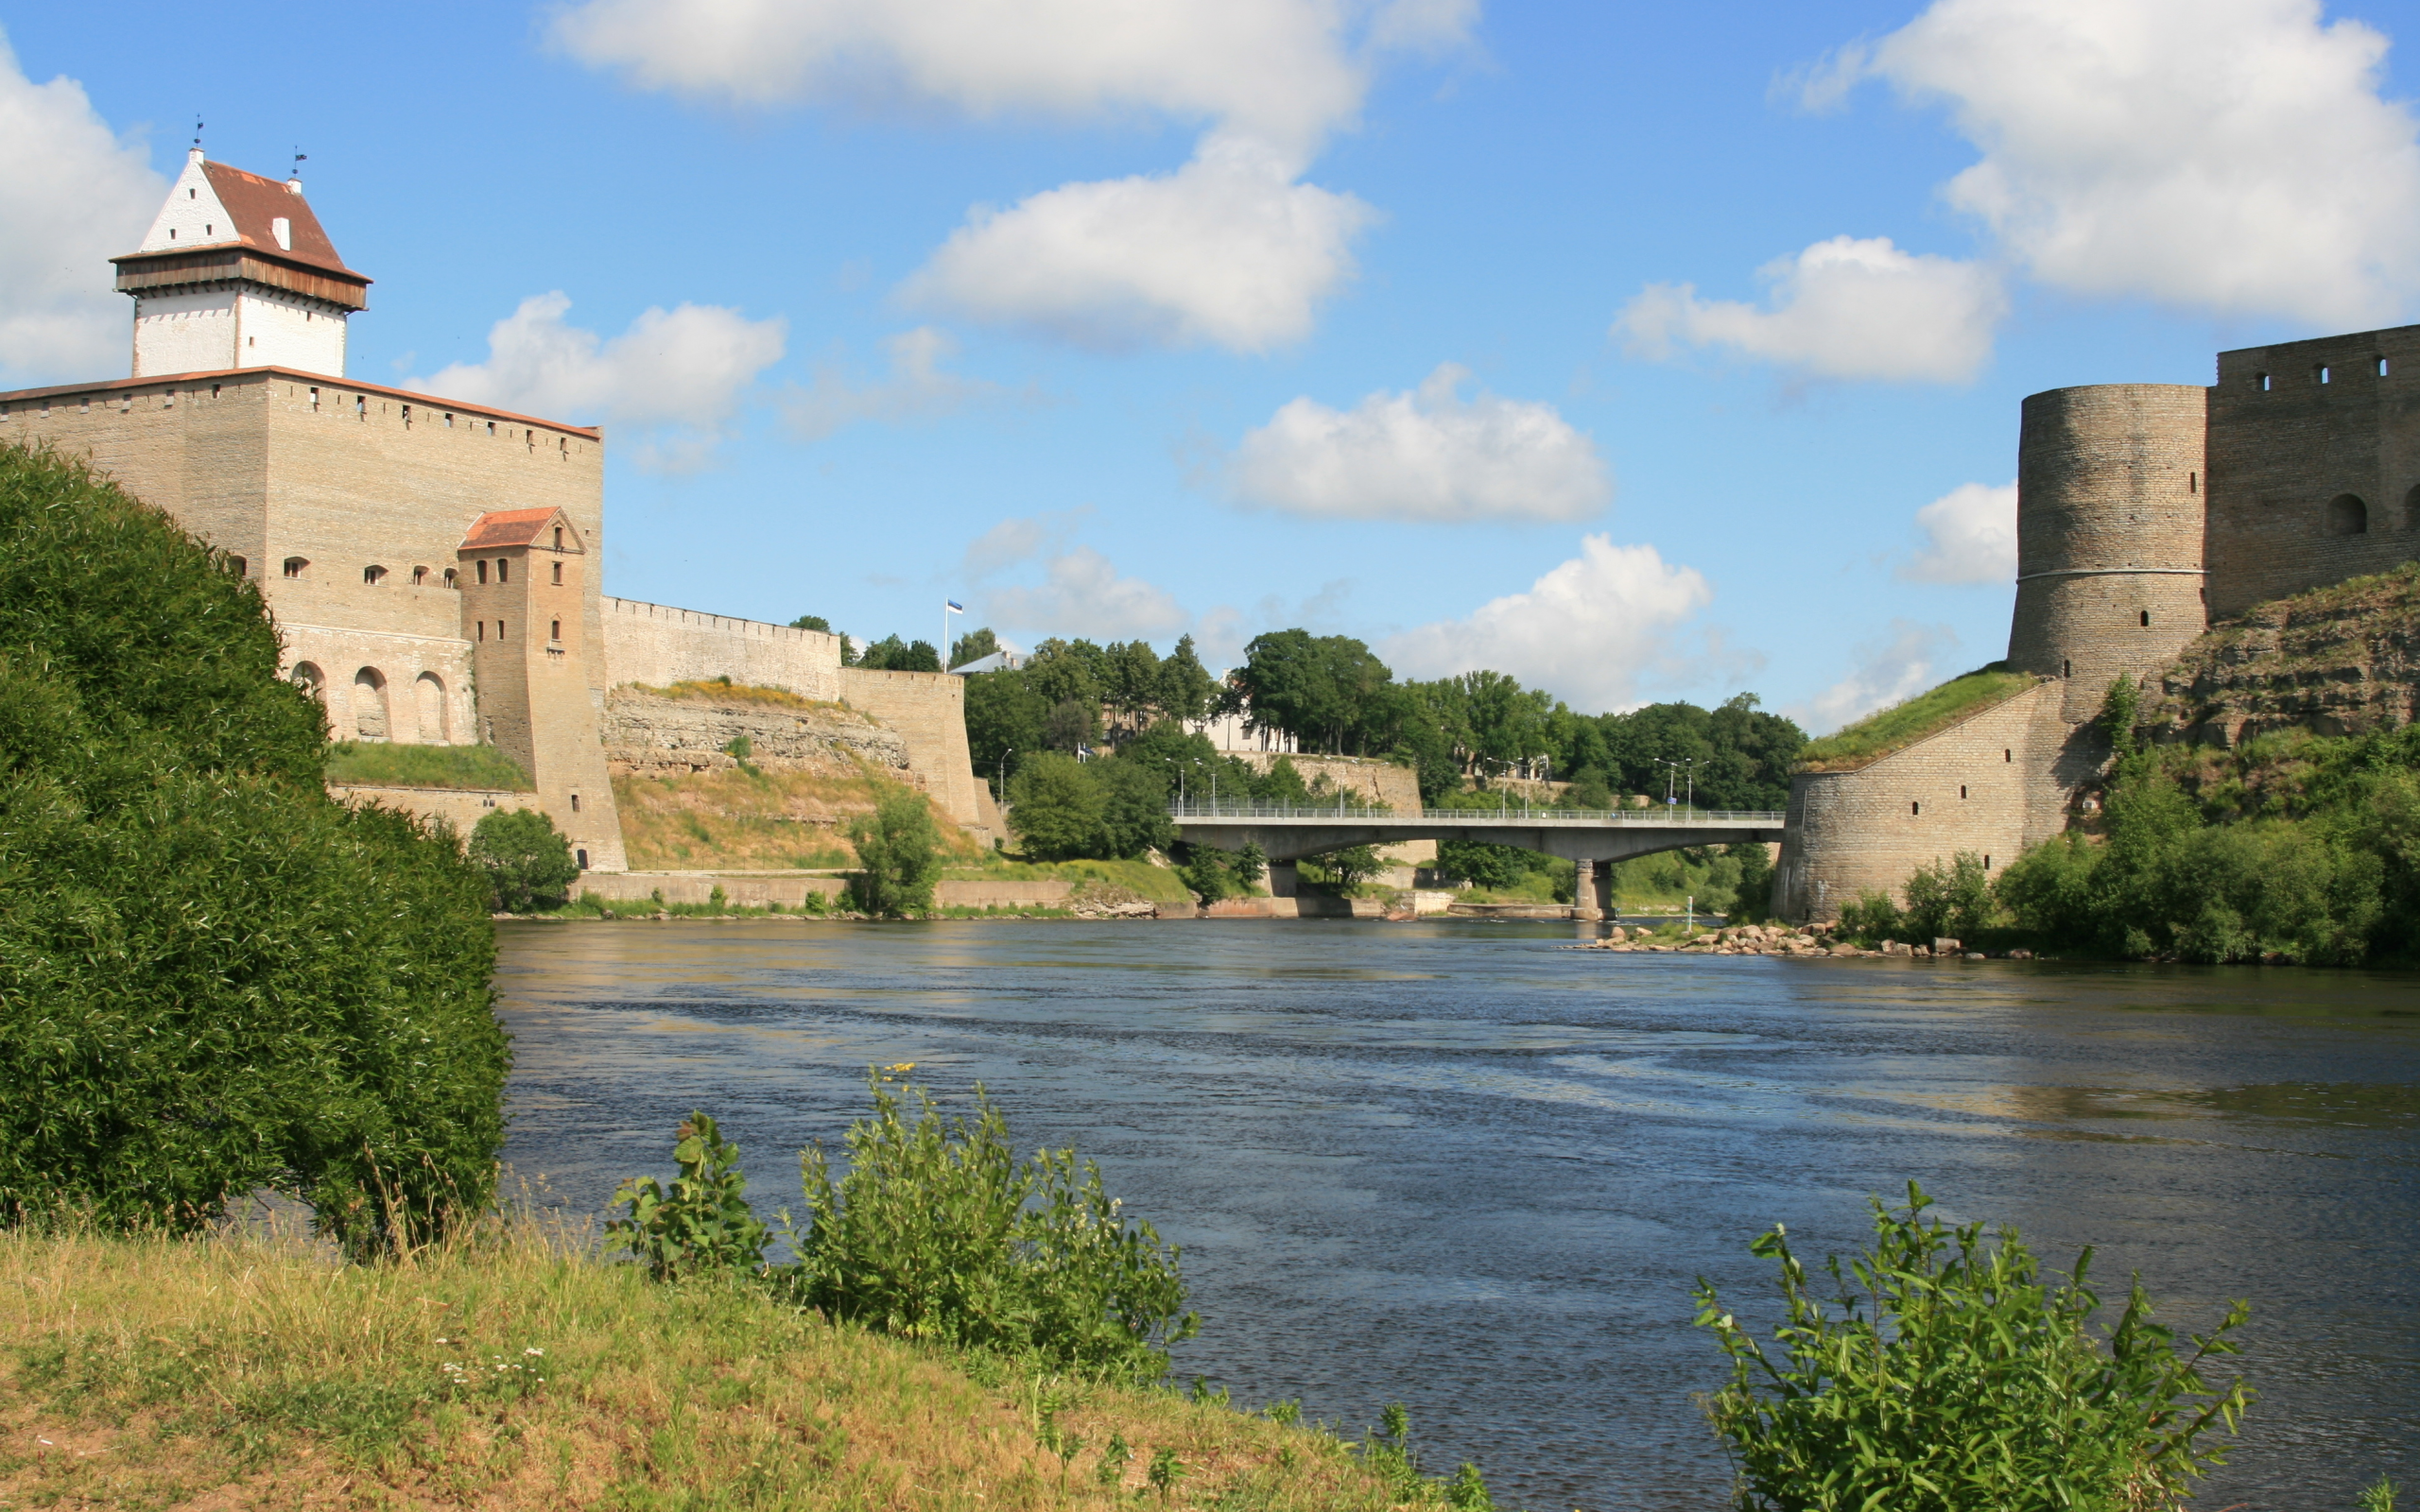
[[2143, 564, 2420, 747], [603, 685, 913, 781]]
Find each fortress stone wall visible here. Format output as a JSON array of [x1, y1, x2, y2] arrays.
[[601, 597, 844, 702], [1779, 321, 2420, 922], [838, 667, 985, 832]]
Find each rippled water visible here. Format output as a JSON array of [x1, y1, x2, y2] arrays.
[[496, 919, 2419, 1511]]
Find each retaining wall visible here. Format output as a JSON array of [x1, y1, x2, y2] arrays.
[[601, 597, 844, 701]]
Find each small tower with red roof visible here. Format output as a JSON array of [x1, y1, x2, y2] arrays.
[[113, 148, 371, 379]]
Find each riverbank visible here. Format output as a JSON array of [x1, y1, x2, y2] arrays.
[[0, 1224, 1425, 1512]]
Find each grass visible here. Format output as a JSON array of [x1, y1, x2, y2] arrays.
[[1795, 663, 2043, 772], [947, 856, 1200, 907], [614, 767, 983, 872], [325, 742, 535, 791], [0, 1221, 1419, 1512], [627, 678, 867, 718]]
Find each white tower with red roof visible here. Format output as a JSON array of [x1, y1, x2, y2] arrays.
[[114, 148, 371, 379]]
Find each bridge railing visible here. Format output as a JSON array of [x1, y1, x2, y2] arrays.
[[1167, 801, 1786, 824]]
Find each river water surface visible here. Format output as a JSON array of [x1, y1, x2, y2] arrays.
[[496, 919, 2418, 1511]]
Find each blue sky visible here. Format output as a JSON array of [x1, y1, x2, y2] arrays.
[[5, 0, 2416, 729]]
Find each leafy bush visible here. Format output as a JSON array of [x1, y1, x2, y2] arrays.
[[1302, 843, 1387, 891], [605, 1112, 772, 1280], [1176, 842, 1265, 902], [781, 1073, 1197, 1382], [469, 807, 581, 912], [1900, 851, 1994, 941], [0, 441, 503, 1252], [847, 786, 943, 917], [1695, 1183, 2251, 1512], [1728, 842, 1774, 922]]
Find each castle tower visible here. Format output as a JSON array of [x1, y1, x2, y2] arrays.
[[112, 149, 369, 379], [457, 508, 628, 872], [2005, 385, 2210, 721]]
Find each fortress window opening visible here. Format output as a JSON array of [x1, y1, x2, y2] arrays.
[[2141, 610, 2152, 627], [2004, 749, 2012, 762], [227, 556, 246, 578], [577, 849, 589, 869], [2319, 365, 2332, 385], [553, 526, 563, 550], [2378, 356, 2391, 377], [550, 619, 562, 642], [1961, 785, 1968, 799], [363, 565, 387, 585], [411, 566, 427, 585], [570, 794, 580, 813], [282, 557, 307, 578], [497, 558, 509, 584], [443, 568, 458, 589], [1911, 801, 1921, 816], [475, 560, 489, 585], [551, 560, 562, 585], [2327, 493, 2369, 536]]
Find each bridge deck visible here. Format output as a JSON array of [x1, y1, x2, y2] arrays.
[[1166, 803, 1789, 864]]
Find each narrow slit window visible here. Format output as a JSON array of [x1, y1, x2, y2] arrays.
[[2188, 471, 2197, 493], [553, 526, 563, 550], [2378, 356, 2391, 377], [1911, 801, 1921, 816], [499, 620, 507, 639], [576, 848, 589, 869], [2257, 372, 2272, 392], [550, 619, 562, 642], [2004, 748, 2012, 763], [497, 559, 509, 584], [2319, 365, 2332, 385], [443, 568, 458, 589], [475, 559, 489, 585], [570, 794, 581, 814], [551, 560, 562, 585], [2141, 610, 2151, 626], [1960, 785, 1968, 799], [2064, 659, 2072, 678], [478, 622, 486, 641]]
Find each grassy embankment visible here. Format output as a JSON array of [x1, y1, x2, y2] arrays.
[[0, 1224, 1410, 1511], [1794, 663, 2042, 772], [326, 742, 534, 791]]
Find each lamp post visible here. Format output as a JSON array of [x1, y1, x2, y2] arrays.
[[998, 747, 1012, 802]]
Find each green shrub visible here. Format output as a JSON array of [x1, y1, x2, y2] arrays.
[[1695, 1183, 2251, 1512], [605, 1112, 772, 1281], [1008, 752, 1107, 860], [1727, 842, 1774, 922], [468, 807, 581, 912], [780, 1073, 1197, 1383], [1900, 851, 1994, 941], [0, 441, 502, 1253], [1836, 889, 1903, 942], [847, 786, 942, 917], [1177, 841, 1265, 902]]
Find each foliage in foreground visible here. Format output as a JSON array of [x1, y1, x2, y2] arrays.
[[846, 784, 944, 916], [0, 441, 503, 1253], [0, 1220, 1438, 1512], [787, 1073, 1199, 1383], [604, 1111, 772, 1281], [1696, 1184, 2252, 1512], [469, 806, 580, 912]]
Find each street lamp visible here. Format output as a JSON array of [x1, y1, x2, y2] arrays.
[[1657, 757, 1699, 813]]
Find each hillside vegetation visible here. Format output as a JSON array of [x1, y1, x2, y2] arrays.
[[613, 766, 979, 871], [1797, 664, 2041, 772]]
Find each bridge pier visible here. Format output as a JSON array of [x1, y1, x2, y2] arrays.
[[1572, 858, 1605, 920], [1266, 860, 1299, 898]]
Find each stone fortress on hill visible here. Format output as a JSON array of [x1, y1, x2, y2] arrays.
[[0, 149, 986, 873], [1776, 323, 2420, 921]]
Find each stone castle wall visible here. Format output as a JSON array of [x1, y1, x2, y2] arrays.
[[838, 667, 983, 830], [2206, 324, 2420, 618], [600, 597, 845, 701], [601, 686, 912, 780], [1774, 681, 2087, 921]]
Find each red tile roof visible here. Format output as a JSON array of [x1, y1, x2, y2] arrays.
[[460, 507, 579, 551], [199, 162, 359, 279]]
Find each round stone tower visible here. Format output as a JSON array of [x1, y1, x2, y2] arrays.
[[2005, 384, 2210, 722]]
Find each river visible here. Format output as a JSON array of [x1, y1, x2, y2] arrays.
[[495, 919, 2418, 1511]]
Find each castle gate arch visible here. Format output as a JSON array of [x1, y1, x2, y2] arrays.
[[413, 671, 449, 743], [2327, 493, 2369, 536], [352, 667, 389, 741]]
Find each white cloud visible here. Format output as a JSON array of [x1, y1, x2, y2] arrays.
[[1787, 620, 1959, 735], [406, 293, 785, 470], [1618, 235, 2006, 383], [1898, 480, 2016, 584], [1811, 0, 2420, 327], [904, 133, 1374, 353], [1378, 535, 1716, 712], [550, 0, 1472, 156], [785, 326, 1023, 440], [0, 31, 164, 387], [1227, 363, 1612, 523], [982, 545, 1190, 639]]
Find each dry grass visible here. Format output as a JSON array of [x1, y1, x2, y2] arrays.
[[631, 680, 865, 718], [0, 1222, 1413, 1512], [613, 769, 985, 872]]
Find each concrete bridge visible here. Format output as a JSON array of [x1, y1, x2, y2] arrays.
[[1168, 801, 1788, 919]]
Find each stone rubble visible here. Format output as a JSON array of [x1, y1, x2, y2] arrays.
[[1571, 922, 2022, 960]]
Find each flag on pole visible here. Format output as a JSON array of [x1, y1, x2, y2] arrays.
[[945, 601, 964, 613]]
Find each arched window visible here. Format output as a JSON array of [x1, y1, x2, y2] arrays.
[[2327, 493, 2369, 536], [549, 618, 562, 642], [475, 559, 489, 585], [497, 558, 510, 584], [352, 667, 389, 742], [289, 662, 324, 702], [2141, 610, 2151, 627], [2405, 483, 2420, 530], [283, 557, 308, 578], [443, 568, 458, 589], [363, 564, 388, 585], [414, 672, 448, 743], [576, 848, 589, 869], [411, 565, 428, 585]]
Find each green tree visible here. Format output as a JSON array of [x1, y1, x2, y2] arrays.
[[1727, 841, 1774, 921], [847, 786, 943, 916], [1901, 851, 1995, 940], [963, 668, 1047, 796], [948, 626, 1001, 669], [1044, 697, 1100, 752], [469, 807, 581, 912], [1009, 752, 1107, 861], [1095, 759, 1175, 858], [858, 634, 943, 673], [1026, 638, 1109, 710], [1156, 634, 1219, 724], [788, 613, 833, 632], [0, 441, 503, 1252], [1103, 640, 1165, 732]]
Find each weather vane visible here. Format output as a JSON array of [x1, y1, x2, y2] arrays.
[[292, 146, 308, 180], [192, 115, 203, 149]]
